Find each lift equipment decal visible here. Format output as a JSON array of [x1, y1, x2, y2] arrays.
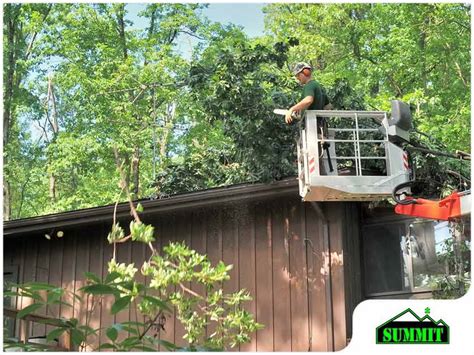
[[309, 157, 316, 174], [403, 151, 409, 170]]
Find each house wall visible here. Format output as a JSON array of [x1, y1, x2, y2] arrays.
[[4, 195, 362, 352]]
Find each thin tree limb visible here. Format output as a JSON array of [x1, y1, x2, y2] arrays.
[[25, 4, 53, 61]]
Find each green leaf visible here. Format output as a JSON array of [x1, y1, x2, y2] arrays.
[[111, 295, 132, 314], [81, 284, 116, 295], [135, 345, 157, 351], [142, 295, 172, 313], [46, 289, 63, 304], [22, 291, 45, 302], [106, 326, 118, 342], [24, 282, 57, 291], [69, 291, 83, 302], [50, 300, 73, 308], [17, 303, 43, 318], [65, 318, 78, 328], [84, 272, 101, 283], [157, 339, 179, 350], [122, 321, 145, 327], [195, 345, 223, 351], [46, 327, 66, 342], [35, 318, 65, 327], [120, 321, 143, 335], [70, 328, 85, 346], [97, 343, 116, 350], [78, 325, 97, 335], [3, 291, 20, 297], [120, 325, 139, 335], [105, 271, 121, 284], [136, 203, 144, 212], [117, 281, 138, 292], [120, 336, 141, 349]]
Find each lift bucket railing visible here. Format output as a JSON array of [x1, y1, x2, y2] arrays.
[[297, 110, 409, 201]]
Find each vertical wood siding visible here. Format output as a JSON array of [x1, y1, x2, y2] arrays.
[[4, 196, 361, 352]]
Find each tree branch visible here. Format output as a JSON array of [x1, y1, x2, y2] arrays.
[[178, 29, 205, 40], [25, 4, 53, 61], [167, 29, 178, 45], [113, 147, 141, 223], [179, 283, 204, 300], [16, 173, 32, 218], [35, 120, 50, 143], [138, 310, 163, 340]]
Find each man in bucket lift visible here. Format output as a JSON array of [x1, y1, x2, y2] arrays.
[[285, 62, 334, 174], [284, 62, 331, 124]]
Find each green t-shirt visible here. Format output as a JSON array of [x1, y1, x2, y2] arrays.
[[302, 80, 325, 110]]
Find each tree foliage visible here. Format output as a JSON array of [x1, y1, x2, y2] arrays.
[[3, 3, 470, 219], [185, 29, 300, 184], [264, 3, 470, 151]]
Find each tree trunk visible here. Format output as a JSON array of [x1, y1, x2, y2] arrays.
[[48, 74, 59, 133], [159, 133, 168, 163], [3, 4, 51, 219], [4, 181, 11, 221], [144, 7, 157, 66], [4, 6, 17, 148], [116, 6, 141, 196], [159, 103, 176, 162], [131, 147, 140, 195], [419, 13, 429, 90], [451, 221, 465, 296], [116, 4, 128, 59], [47, 74, 59, 202], [4, 4, 51, 145], [49, 175, 57, 202], [3, 4, 21, 221]]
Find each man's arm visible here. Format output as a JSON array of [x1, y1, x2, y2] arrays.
[[285, 95, 314, 124]]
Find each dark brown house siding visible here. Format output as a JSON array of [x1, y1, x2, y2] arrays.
[[4, 179, 363, 351]]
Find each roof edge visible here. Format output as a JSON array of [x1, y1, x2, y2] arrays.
[[4, 178, 299, 236]]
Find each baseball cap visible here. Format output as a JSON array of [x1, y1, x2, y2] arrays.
[[292, 62, 312, 75]]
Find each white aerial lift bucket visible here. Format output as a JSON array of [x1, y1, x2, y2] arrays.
[[297, 101, 412, 201]]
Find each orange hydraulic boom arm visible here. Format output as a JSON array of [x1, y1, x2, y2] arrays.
[[395, 190, 471, 221]]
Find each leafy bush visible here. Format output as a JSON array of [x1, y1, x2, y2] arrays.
[[5, 232, 262, 351]]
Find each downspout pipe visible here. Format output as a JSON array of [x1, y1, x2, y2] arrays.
[[310, 202, 335, 351]]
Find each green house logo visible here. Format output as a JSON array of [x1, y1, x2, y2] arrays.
[[376, 307, 449, 344]]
